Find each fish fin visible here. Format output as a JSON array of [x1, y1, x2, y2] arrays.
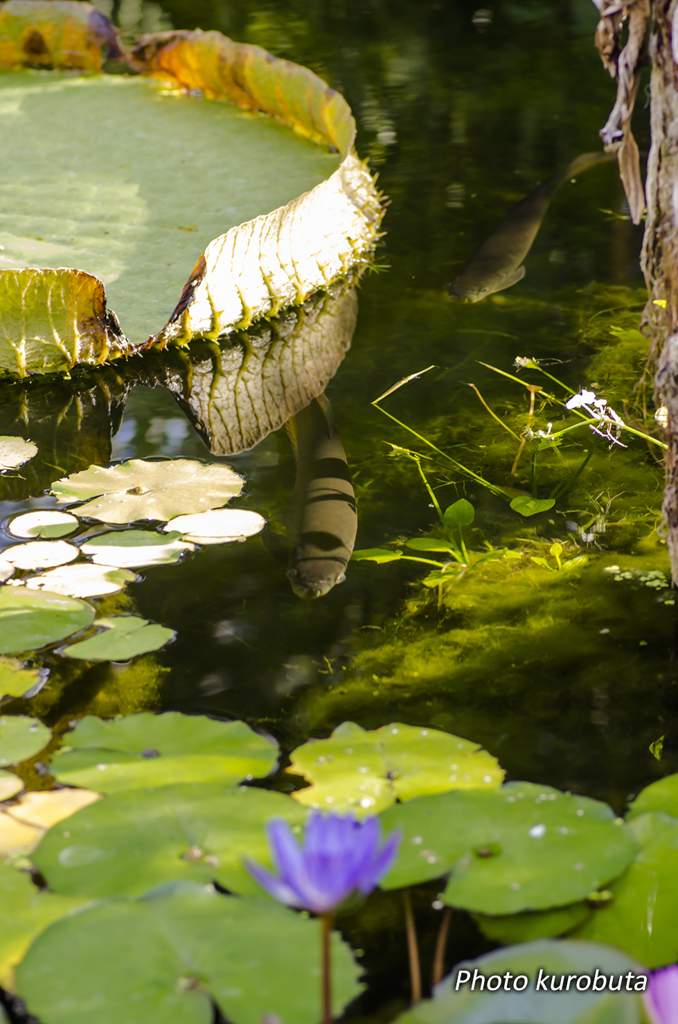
[[261, 525, 289, 566], [493, 265, 526, 294], [285, 417, 298, 458]]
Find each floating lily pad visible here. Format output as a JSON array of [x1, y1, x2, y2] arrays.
[[0, 437, 37, 472], [352, 548, 403, 563], [571, 811, 678, 966], [52, 459, 244, 523], [2, 789, 101, 830], [8, 511, 79, 539], [34, 783, 307, 899], [3, 540, 79, 570], [289, 722, 504, 815], [0, 658, 48, 703], [626, 771, 678, 821], [379, 783, 637, 913], [0, 812, 43, 860], [80, 530, 193, 568], [0, 588, 95, 655], [393, 939, 643, 1024], [0, 560, 13, 583], [23, 564, 137, 599], [61, 616, 176, 661], [163, 509, 266, 545], [0, 771, 22, 802], [0, 860, 87, 991], [473, 901, 591, 945], [16, 881, 362, 1024], [0, 716, 50, 767], [510, 496, 556, 517], [50, 713, 278, 794]]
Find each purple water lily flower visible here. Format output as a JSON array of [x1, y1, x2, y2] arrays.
[[243, 812, 402, 915], [644, 965, 678, 1024]]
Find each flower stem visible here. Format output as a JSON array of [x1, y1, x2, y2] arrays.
[[432, 907, 453, 987], [321, 915, 333, 1024], [403, 888, 421, 1005]]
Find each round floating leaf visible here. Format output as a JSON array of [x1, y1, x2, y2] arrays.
[[0, 812, 42, 860], [0, 770, 22, 801], [3, 540, 79, 570], [443, 499, 475, 528], [393, 939, 643, 1024], [473, 902, 591, 945], [510, 496, 556, 517], [379, 783, 636, 911], [51, 713, 278, 794], [164, 509, 266, 544], [0, 658, 48, 703], [0, 588, 95, 655], [16, 881, 362, 1024], [626, 771, 678, 821], [80, 530, 194, 568], [34, 783, 307, 899], [52, 459, 244, 524], [0, 788, 102, 861], [8, 511, 79, 539], [0, 560, 13, 583], [351, 548, 403, 563], [23, 564, 137, 599], [572, 811, 678, 966], [0, 860, 87, 990], [0, 716, 50, 767], [61, 615, 175, 661], [288, 722, 503, 815], [0, 437, 37, 472]]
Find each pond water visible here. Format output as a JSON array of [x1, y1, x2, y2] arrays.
[[0, 1, 675, 1021]]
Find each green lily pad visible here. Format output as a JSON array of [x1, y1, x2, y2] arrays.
[[0, 658, 48, 703], [473, 901, 592, 945], [443, 499, 475, 528], [510, 496, 556, 517], [23, 564, 137, 599], [0, 587, 94, 655], [378, 783, 637, 913], [0, 860, 86, 990], [34, 782, 307, 899], [0, 770, 22, 801], [626, 771, 678, 820], [81, 530, 193, 568], [60, 616, 176, 661], [351, 548, 403, 563], [8, 511, 79, 539], [0, 436, 37, 472], [393, 939, 643, 1024], [0, 716, 50, 767], [50, 713, 278, 794], [16, 881, 361, 1024], [288, 721, 504, 815], [571, 811, 678, 966], [52, 459, 244, 524]]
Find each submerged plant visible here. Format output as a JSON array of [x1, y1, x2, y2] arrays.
[[244, 812, 401, 1024]]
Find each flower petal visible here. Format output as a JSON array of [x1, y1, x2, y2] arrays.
[[242, 857, 303, 908], [644, 966, 678, 1024], [356, 827, 403, 894]]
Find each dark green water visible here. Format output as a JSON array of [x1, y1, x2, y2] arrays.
[[0, 0, 675, 1019]]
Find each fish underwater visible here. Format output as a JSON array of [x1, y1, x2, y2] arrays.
[[449, 151, 616, 303], [264, 394, 358, 599]]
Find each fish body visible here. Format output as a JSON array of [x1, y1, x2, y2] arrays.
[[449, 151, 616, 303], [284, 394, 357, 599]]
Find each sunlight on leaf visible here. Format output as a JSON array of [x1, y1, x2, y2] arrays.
[[8, 511, 78, 539], [0, 771, 22, 802], [0, 437, 37, 472], [164, 509, 266, 545], [61, 616, 176, 661], [80, 530, 193, 568], [0, 588, 95, 655], [3, 540, 79, 570], [352, 549, 403, 563], [23, 564, 137, 599]]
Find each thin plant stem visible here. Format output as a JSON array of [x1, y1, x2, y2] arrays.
[[468, 383, 521, 441], [511, 386, 538, 476], [321, 915, 333, 1024], [530, 450, 538, 499], [432, 907, 453, 987], [403, 889, 422, 1005], [414, 458, 445, 526], [549, 444, 596, 501]]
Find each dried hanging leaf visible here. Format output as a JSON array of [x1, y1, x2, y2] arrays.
[[0, 0, 123, 72]]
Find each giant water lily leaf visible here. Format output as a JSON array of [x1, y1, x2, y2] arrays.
[[0, 771, 22, 801], [393, 939, 643, 1024], [0, 436, 37, 471], [3, 540, 78, 570], [571, 811, 678, 966], [0, 860, 87, 991], [52, 459, 243, 523], [16, 882, 362, 1024], [34, 783, 307, 898], [0, 588, 95, 655], [50, 712, 278, 793], [0, 658, 48, 704], [80, 530, 193, 568], [8, 510, 78, 539], [473, 901, 591, 945], [23, 563, 137, 599], [0, 1, 123, 72], [0, 716, 50, 766], [379, 783, 637, 912], [626, 770, 678, 820], [289, 721, 504, 815], [61, 615, 176, 661]]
